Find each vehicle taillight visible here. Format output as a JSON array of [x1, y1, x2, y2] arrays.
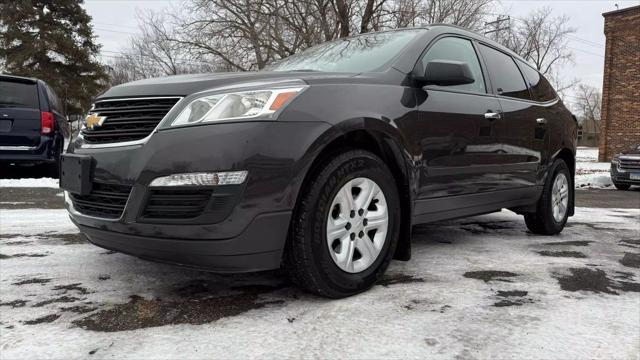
[[41, 111, 54, 134]]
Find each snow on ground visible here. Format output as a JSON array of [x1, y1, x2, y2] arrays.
[[0, 177, 59, 188], [0, 208, 78, 235], [576, 147, 600, 163], [575, 147, 614, 189], [1, 207, 639, 359]]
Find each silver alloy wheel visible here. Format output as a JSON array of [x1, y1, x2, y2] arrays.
[[326, 177, 389, 273], [551, 173, 569, 222]]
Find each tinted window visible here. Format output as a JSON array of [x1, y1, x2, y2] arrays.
[[478, 44, 530, 100], [420, 37, 485, 93], [517, 60, 557, 102], [0, 80, 39, 109], [267, 29, 424, 73], [45, 84, 63, 114]]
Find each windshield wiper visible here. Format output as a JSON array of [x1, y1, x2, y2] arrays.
[[284, 69, 321, 72]]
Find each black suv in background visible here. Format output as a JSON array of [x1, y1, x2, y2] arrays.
[[0, 74, 69, 176], [611, 144, 640, 190], [61, 25, 577, 298]]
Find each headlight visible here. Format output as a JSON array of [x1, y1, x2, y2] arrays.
[[170, 86, 306, 127], [612, 155, 620, 164]]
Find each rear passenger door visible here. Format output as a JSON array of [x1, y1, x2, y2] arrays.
[[516, 60, 558, 169], [477, 44, 546, 188]]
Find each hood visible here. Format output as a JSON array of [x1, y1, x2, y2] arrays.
[[619, 144, 640, 156], [98, 71, 360, 99]]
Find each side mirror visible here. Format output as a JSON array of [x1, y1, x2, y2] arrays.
[[416, 60, 475, 86]]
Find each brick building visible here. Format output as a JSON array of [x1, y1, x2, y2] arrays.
[[598, 5, 640, 161]]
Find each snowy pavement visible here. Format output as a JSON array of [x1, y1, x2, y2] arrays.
[[1, 206, 639, 359], [1, 147, 638, 359], [0, 178, 59, 189], [575, 147, 615, 189]]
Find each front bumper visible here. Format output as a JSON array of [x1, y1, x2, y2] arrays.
[[610, 163, 640, 185], [74, 212, 291, 272], [66, 120, 331, 272]]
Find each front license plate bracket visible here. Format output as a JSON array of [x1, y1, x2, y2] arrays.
[[60, 154, 93, 195]]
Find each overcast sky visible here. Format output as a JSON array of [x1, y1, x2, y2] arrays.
[[83, 0, 640, 106]]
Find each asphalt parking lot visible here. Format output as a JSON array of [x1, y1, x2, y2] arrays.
[[1, 187, 639, 358]]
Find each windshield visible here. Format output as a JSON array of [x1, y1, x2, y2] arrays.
[[267, 29, 424, 73]]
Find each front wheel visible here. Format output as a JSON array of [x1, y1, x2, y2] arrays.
[[283, 149, 400, 298], [613, 182, 631, 191], [524, 159, 571, 235]]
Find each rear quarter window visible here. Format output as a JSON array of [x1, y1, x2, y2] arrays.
[[517, 61, 557, 102], [0, 80, 40, 109]]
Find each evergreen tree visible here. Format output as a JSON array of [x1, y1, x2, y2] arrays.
[[0, 0, 107, 115]]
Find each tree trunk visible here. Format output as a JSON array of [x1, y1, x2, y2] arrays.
[[360, 0, 375, 33], [335, 0, 350, 37]]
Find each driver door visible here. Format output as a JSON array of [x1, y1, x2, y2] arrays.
[[409, 36, 507, 202]]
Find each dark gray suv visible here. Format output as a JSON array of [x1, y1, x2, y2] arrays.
[[61, 25, 577, 297], [610, 144, 640, 190]]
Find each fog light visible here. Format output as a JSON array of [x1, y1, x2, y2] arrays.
[[149, 171, 248, 187]]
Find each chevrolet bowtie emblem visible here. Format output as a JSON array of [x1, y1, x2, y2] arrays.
[[85, 113, 106, 130]]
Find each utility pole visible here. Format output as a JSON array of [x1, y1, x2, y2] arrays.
[[484, 15, 510, 41]]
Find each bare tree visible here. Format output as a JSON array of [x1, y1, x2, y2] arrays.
[[493, 7, 576, 76], [422, 0, 494, 30], [106, 0, 497, 79], [574, 84, 602, 123], [131, 11, 186, 76], [105, 10, 218, 85]]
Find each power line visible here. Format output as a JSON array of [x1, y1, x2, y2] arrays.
[[567, 35, 604, 48], [567, 46, 605, 58], [97, 51, 213, 67], [93, 21, 139, 30], [485, 14, 606, 49], [94, 27, 139, 35]]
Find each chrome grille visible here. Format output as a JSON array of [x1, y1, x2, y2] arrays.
[[619, 157, 640, 171], [81, 97, 181, 144]]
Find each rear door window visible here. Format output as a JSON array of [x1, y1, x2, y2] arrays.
[[420, 37, 486, 93], [45, 84, 63, 114], [517, 61, 557, 102], [0, 80, 40, 109], [478, 44, 530, 100]]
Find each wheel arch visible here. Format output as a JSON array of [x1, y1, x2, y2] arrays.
[[552, 147, 576, 216], [291, 118, 416, 261]]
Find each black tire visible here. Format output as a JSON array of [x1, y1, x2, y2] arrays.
[[524, 159, 571, 235], [45, 142, 62, 178], [283, 149, 401, 298], [613, 182, 631, 191]]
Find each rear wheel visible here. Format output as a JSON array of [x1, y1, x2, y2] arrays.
[[613, 182, 631, 191], [283, 149, 400, 298], [45, 141, 62, 178], [524, 159, 571, 235]]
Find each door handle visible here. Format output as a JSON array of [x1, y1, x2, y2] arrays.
[[484, 112, 501, 120], [536, 118, 547, 125]]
